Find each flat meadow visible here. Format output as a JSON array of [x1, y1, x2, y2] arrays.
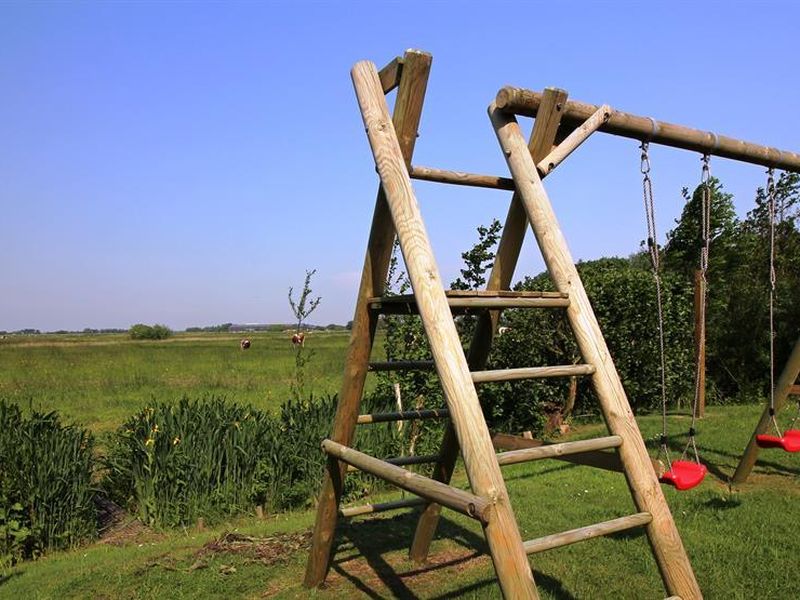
[[0, 330, 362, 435], [1, 331, 799, 599]]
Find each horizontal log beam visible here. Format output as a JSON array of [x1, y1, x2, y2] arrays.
[[339, 497, 425, 518], [471, 364, 595, 384], [523, 512, 652, 555], [496, 86, 800, 172], [496, 435, 622, 467], [357, 408, 450, 424], [347, 453, 439, 472], [410, 165, 515, 190], [322, 440, 491, 523], [367, 360, 435, 372], [369, 292, 570, 313], [378, 57, 403, 94]]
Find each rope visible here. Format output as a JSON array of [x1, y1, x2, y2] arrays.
[[683, 155, 712, 463], [766, 168, 782, 436], [640, 142, 671, 466]]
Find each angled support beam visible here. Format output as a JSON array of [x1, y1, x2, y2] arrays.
[[304, 49, 432, 589], [732, 335, 800, 483], [490, 101, 702, 600], [537, 104, 611, 176], [409, 87, 570, 565], [351, 59, 538, 599]]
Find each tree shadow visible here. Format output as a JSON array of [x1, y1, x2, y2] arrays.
[[329, 510, 577, 599]]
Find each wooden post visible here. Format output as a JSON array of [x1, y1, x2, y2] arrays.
[[694, 269, 706, 418], [351, 60, 538, 600], [409, 88, 569, 565], [490, 102, 702, 600], [304, 49, 432, 589], [732, 336, 800, 484]]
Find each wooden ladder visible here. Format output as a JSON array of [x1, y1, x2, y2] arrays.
[[304, 49, 702, 600]]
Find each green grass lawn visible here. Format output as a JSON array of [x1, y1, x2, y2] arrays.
[[2, 333, 799, 598], [0, 330, 368, 434], [2, 404, 799, 599]]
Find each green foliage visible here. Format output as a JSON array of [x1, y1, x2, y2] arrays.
[[129, 323, 173, 340], [288, 269, 322, 402], [0, 400, 96, 568], [104, 397, 276, 527], [487, 258, 694, 432]]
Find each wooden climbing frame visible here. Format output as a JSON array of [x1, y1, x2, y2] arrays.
[[303, 48, 800, 599]]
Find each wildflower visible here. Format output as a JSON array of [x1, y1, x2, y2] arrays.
[[152, 424, 160, 434], [145, 437, 155, 447], [173, 436, 181, 446]]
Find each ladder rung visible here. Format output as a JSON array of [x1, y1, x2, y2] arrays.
[[347, 454, 439, 472], [357, 408, 450, 424], [368, 360, 435, 372], [410, 164, 516, 191], [322, 439, 490, 523], [523, 512, 652, 555], [496, 435, 621, 467], [471, 364, 595, 383], [368, 290, 570, 314], [339, 497, 425, 518], [789, 384, 800, 396]]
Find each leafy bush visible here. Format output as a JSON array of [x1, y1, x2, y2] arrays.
[[129, 323, 172, 340], [486, 258, 694, 433], [0, 401, 96, 568]]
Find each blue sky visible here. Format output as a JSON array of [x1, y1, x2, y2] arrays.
[[2, 1, 798, 331]]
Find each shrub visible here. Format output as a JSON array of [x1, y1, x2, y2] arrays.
[[129, 323, 172, 340], [103, 397, 275, 528], [0, 401, 96, 568]]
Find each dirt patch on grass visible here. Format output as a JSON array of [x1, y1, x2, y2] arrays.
[[95, 496, 159, 546], [198, 530, 313, 566]]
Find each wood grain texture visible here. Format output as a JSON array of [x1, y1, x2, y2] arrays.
[[378, 56, 403, 94], [732, 336, 800, 483], [352, 60, 538, 599], [496, 86, 800, 172], [523, 512, 652, 554], [340, 497, 425, 518], [323, 440, 490, 522], [357, 408, 450, 424], [490, 102, 702, 600], [537, 104, 610, 176], [304, 49, 432, 589], [410, 88, 569, 566], [496, 435, 621, 466], [410, 164, 516, 190], [471, 364, 594, 384]]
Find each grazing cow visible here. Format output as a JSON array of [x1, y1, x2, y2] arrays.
[[498, 326, 511, 336], [291, 332, 305, 347], [240, 338, 251, 350]]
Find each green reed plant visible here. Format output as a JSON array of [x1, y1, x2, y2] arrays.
[[0, 400, 96, 568]]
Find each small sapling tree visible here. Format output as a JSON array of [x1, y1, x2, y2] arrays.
[[288, 269, 322, 403]]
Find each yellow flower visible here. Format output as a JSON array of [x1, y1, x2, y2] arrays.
[[145, 437, 155, 447]]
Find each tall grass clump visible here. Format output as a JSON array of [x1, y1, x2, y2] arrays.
[[103, 397, 275, 528], [0, 400, 96, 568]]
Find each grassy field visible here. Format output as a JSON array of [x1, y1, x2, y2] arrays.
[[0, 330, 364, 435], [2, 333, 799, 598]]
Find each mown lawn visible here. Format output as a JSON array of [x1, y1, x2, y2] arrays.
[[2, 404, 798, 599], [0, 331, 366, 435]]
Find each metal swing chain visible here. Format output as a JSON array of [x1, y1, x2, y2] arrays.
[[683, 155, 712, 463], [766, 168, 782, 436], [641, 142, 671, 466]]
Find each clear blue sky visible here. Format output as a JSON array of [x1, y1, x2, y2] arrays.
[[2, 1, 798, 331]]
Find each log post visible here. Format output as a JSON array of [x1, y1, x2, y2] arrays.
[[352, 60, 538, 600], [490, 102, 702, 600], [409, 88, 569, 565], [732, 336, 800, 484], [304, 49, 432, 589]]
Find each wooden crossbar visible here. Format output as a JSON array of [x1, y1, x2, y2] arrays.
[[340, 497, 425, 518], [496, 435, 621, 466], [369, 290, 570, 313], [357, 408, 450, 424], [347, 454, 440, 471], [378, 57, 403, 94], [496, 86, 800, 172], [471, 364, 595, 383], [523, 512, 652, 555], [410, 165, 515, 190], [322, 440, 491, 523], [368, 360, 435, 372]]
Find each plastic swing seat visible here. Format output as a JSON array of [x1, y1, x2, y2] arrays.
[[756, 429, 800, 452], [659, 460, 708, 491]]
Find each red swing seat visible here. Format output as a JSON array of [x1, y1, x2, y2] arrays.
[[756, 429, 800, 452], [659, 460, 708, 491]]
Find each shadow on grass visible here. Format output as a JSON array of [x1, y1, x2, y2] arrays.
[[0, 570, 23, 587], [329, 511, 580, 599]]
